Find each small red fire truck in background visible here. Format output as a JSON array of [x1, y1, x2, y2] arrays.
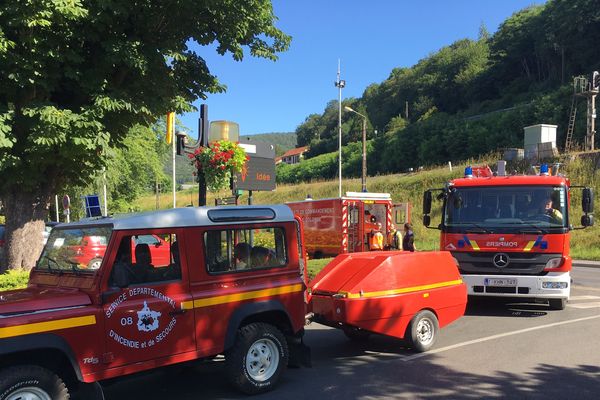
[[287, 192, 410, 258], [423, 163, 594, 310]]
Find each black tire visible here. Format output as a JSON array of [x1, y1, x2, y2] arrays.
[[225, 322, 288, 395], [342, 326, 371, 342], [549, 298, 567, 310], [0, 365, 69, 400], [405, 310, 439, 353]]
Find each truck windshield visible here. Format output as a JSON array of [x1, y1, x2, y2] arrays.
[[36, 226, 113, 273], [444, 185, 567, 231]]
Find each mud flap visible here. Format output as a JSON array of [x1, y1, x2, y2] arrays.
[[72, 382, 105, 400], [287, 333, 312, 368]]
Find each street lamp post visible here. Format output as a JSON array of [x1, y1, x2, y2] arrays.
[[335, 60, 345, 198], [344, 106, 368, 192]]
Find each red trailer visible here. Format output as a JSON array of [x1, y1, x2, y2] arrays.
[[309, 251, 467, 351], [287, 192, 410, 258]]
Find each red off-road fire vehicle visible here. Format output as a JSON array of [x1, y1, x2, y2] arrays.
[[0, 205, 466, 399]]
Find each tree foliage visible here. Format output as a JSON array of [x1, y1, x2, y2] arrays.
[[0, 0, 290, 269]]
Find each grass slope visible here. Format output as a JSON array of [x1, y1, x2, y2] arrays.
[[136, 154, 600, 260]]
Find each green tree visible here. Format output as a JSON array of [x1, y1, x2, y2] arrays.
[[0, 0, 290, 270]]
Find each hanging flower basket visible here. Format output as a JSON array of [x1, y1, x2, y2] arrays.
[[188, 140, 249, 192]]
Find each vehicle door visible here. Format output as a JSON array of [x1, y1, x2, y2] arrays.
[[393, 202, 410, 226], [347, 202, 363, 252], [188, 223, 302, 356], [101, 229, 195, 367]]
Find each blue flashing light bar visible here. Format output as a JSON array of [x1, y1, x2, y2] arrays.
[[540, 163, 549, 176], [464, 166, 473, 178]]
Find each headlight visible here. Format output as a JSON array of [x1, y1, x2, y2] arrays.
[[545, 258, 563, 269]]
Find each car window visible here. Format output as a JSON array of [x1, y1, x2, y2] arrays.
[[37, 226, 112, 272], [204, 227, 287, 274], [87, 235, 108, 245], [109, 233, 180, 288], [135, 235, 160, 246]]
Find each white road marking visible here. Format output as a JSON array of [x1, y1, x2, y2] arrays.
[[401, 314, 600, 362], [568, 295, 600, 301], [568, 302, 600, 309]]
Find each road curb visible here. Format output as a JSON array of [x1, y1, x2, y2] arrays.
[[573, 260, 600, 269]]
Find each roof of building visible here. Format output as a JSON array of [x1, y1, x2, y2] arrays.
[[281, 146, 309, 158]]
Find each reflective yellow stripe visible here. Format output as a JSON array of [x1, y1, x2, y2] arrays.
[[0, 315, 96, 339], [187, 284, 304, 309], [471, 241, 480, 251], [342, 279, 463, 299], [180, 300, 194, 310], [523, 241, 535, 252]]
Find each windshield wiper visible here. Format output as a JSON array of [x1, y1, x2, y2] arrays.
[[44, 256, 62, 275], [504, 221, 548, 234], [67, 261, 82, 276], [460, 222, 491, 234]]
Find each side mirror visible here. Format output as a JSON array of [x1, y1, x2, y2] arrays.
[[582, 188, 594, 214], [582, 214, 594, 227], [423, 191, 432, 215], [423, 214, 431, 227]]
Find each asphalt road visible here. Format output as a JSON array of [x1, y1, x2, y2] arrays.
[[103, 266, 600, 399]]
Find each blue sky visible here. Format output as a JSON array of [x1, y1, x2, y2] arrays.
[[180, 0, 543, 137]]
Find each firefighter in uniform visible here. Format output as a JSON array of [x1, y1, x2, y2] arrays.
[[369, 223, 384, 251], [387, 224, 403, 250]]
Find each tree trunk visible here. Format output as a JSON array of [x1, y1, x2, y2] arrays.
[[1, 191, 50, 272]]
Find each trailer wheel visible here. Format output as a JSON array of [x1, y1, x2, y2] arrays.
[[0, 365, 69, 400], [225, 322, 288, 395], [549, 298, 567, 310], [406, 310, 438, 353], [343, 326, 371, 342]]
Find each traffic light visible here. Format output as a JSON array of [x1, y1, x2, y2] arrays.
[[166, 112, 175, 144]]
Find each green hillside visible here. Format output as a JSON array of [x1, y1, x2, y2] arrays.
[[138, 154, 600, 261], [290, 0, 600, 183], [241, 132, 297, 156]]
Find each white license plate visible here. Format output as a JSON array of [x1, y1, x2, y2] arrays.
[[484, 278, 517, 287]]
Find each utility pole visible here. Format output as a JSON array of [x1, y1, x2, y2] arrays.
[[586, 71, 598, 151], [102, 167, 108, 216], [335, 60, 345, 198], [361, 117, 367, 192], [198, 105, 209, 206], [172, 128, 177, 208]]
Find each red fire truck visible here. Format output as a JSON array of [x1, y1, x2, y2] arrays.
[[423, 163, 594, 310], [287, 192, 410, 258]]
